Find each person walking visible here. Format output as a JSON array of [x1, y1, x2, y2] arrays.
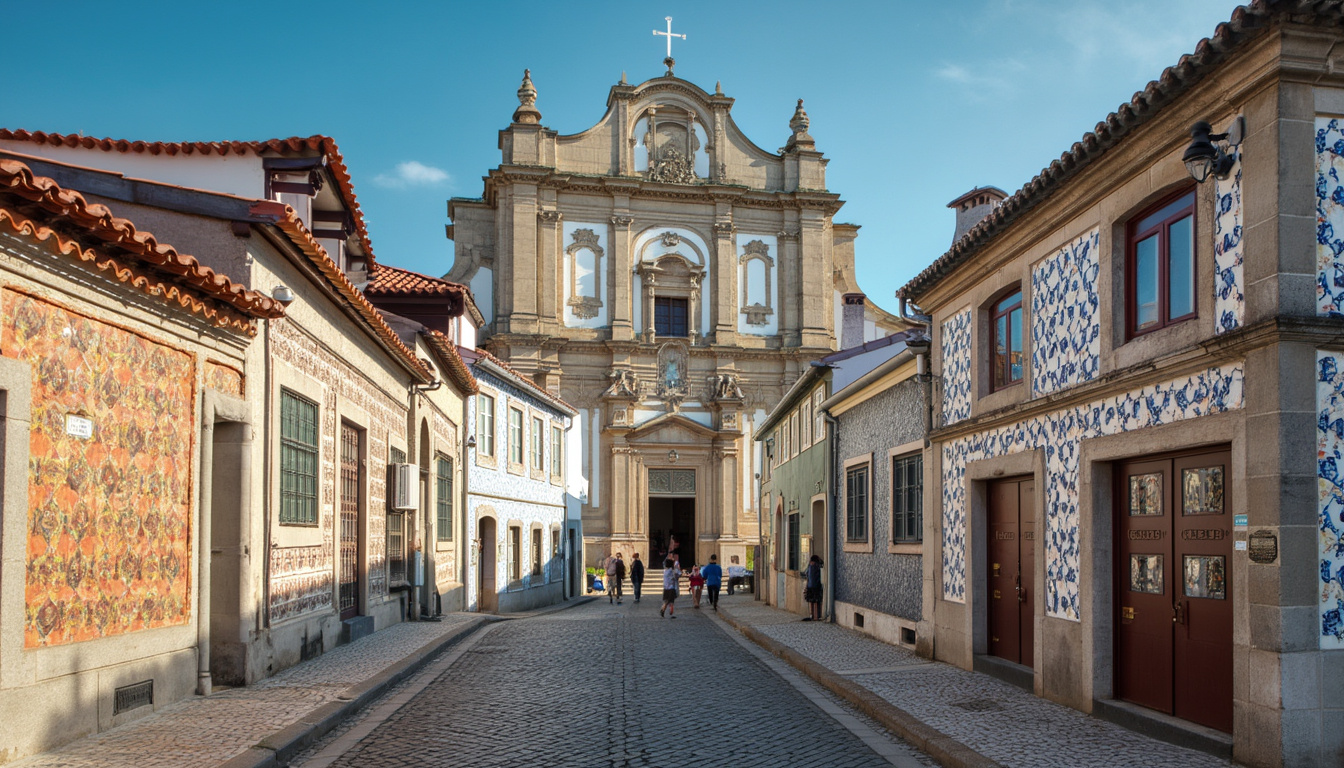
[[701, 554, 723, 611], [629, 553, 645, 603], [659, 558, 678, 619], [606, 552, 626, 604], [689, 565, 705, 608], [802, 554, 823, 621]]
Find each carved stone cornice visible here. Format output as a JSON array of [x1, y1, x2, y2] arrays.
[[538, 210, 563, 224], [777, 229, 800, 242], [610, 215, 635, 227], [712, 222, 736, 237]]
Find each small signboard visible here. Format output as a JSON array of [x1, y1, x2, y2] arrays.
[[65, 414, 93, 439], [1233, 514, 1248, 529], [1235, 540, 1248, 551]]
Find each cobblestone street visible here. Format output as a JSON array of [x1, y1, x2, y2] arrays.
[[290, 597, 933, 768]]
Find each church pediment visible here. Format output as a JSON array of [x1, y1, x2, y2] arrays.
[[626, 412, 718, 443]]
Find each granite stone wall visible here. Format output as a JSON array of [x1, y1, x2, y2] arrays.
[[833, 379, 924, 622]]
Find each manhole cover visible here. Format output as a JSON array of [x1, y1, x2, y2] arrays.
[[951, 699, 1003, 712]]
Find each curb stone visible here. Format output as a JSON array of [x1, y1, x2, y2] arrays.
[[217, 596, 597, 768], [718, 606, 1002, 768]]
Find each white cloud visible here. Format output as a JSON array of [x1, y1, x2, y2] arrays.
[[373, 160, 450, 189]]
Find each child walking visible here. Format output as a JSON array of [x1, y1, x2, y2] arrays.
[[659, 558, 678, 619], [689, 565, 705, 608]]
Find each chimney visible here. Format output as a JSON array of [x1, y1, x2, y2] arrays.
[[946, 186, 1008, 244], [841, 293, 866, 350]]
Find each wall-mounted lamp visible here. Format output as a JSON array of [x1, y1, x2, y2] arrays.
[[271, 285, 295, 306], [466, 435, 477, 448], [1182, 116, 1243, 183]]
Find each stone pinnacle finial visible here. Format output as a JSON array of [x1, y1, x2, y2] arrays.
[[664, 56, 676, 76], [715, 80, 723, 96], [621, 71, 628, 85], [785, 98, 814, 151], [513, 69, 542, 124]]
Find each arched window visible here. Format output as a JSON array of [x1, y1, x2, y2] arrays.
[[739, 239, 775, 326]]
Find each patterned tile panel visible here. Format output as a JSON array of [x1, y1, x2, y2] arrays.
[[205, 360, 244, 397], [941, 363, 1245, 620], [940, 309, 972, 427], [1030, 229, 1101, 397], [4, 289, 196, 647], [1317, 350, 1344, 648], [269, 545, 333, 622], [1316, 117, 1344, 316], [1214, 153, 1244, 334]]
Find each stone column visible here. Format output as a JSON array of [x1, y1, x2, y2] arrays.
[[713, 220, 736, 346], [507, 183, 540, 334], [798, 208, 831, 349], [538, 210, 562, 333], [611, 215, 635, 340], [643, 272, 657, 341], [611, 443, 634, 541], [778, 227, 800, 347]]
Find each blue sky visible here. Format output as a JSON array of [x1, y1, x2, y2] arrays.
[[6, 0, 1240, 313]]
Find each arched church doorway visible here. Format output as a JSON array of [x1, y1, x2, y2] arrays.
[[478, 516, 498, 612], [648, 468, 696, 567]]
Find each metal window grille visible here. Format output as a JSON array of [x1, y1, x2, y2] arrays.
[[846, 465, 869, 542], [386, 445, 407, 583], [279, 390, 319, 525], [892, 454, 923, 543], [436, 454, 453, 541], [339, 423, 361, 619]]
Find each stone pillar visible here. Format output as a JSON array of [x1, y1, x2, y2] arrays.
[[538, 210, 562, 333], [507, 184, 540, 334], [611, 443, 634, 540], [713, 220, 736, 345], [778, 227, 800, 347], [718, 446, 739, 539], [798, 208, 831, 349], [689, 272, 702, 344], [610, 215, 635, 340], [643, 272, 657, 341]]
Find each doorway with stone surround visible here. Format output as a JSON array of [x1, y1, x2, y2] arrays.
[[647, 468, 696, 568]]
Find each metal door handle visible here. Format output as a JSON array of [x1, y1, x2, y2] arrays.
[[1015, 573, 1025, 603], [1172, 599, 1185, 625]]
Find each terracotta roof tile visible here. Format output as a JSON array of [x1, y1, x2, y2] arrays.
[[422, 329, 478, 395], [366, 264, 467, 297], [247, 200, 432, 383], [465, 346, 577, 416], [0, 158, 281, 336], [899, 0, 1342, 301], [0, 130, 385, 270]]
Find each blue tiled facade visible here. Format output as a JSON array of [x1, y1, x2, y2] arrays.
[[1030, 229, 1101, 397], [1214, 154, 1244, 334], [1316, 117, 1344, 317], [1317, 351, 1344, 649], [940, 310, 972, 427]]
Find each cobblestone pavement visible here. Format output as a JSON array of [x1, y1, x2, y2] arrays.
[[10, 614, 481, 768], [718, 595, 1233, 768], [291, 597, 935, 768]]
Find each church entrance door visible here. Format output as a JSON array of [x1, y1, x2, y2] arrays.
[[647, 467, 697, 568]]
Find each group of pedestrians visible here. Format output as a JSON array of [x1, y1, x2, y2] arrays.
[[601, 550, 726, 618]]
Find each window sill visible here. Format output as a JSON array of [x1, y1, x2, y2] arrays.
[[436, 540, 454, 552], [842, 540, 873, 554], [887, 542, 922, 555], [506, 462, 525, 476]]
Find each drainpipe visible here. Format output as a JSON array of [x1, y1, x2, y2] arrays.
[[197, 417, 215, 696], [409, 379, 444, 620], [823, 411, 839, 624]]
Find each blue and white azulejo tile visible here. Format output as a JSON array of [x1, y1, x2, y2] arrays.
[[941, 309, 973, 427], [1316, 117, 1344, 317], [1316, 350, 1344, 648], [1031, 229, 1101, 397], [1214, 154, 1244, 334]]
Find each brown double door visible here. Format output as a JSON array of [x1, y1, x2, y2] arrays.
[[1116, 449, 1232, 733], [988, 477, 1035, 667]]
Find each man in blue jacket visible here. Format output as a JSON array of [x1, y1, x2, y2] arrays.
[[700, 554, 723, 612]]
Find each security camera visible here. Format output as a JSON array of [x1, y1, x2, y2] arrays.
[[272, 285, 296, 306]]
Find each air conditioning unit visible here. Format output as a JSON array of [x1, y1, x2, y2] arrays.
[[391, 463, 419, 511]]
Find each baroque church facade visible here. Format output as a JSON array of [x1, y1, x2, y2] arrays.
[[447, 66, 905, 568]]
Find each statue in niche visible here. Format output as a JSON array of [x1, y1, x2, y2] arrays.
[[656, 341, 689, 409], [714, 373, 744, 400], [604, 367, 641, 398]]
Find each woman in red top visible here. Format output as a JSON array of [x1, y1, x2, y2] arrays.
[[689, 565, 705, 609]]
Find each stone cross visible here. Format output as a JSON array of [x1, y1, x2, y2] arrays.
[[653, 16, 685, 60]]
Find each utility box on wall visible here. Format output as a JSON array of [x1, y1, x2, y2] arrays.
[[391, 463, 419, 511]]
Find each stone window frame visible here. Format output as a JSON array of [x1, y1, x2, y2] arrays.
[[549, 524, 563, 582], [1125, 187, 1198, 339], [812, 389, 827, 445], [888, 439, 925, 553], [565, 227, 605, 320], [791, 411, 800, 458], [475, 387, 498, 469], [738, 239, 776, 326], [529, 409, 547, 480], [279, 387, 321, 527], [842, 453, 874, 554], [986, 285, 1026, 393], [507, 404, 526, 476], [800, 397, 813, 448], [786, 509, 801, 573], [636, 245, 706, 344], [506, 521, 523, 589]]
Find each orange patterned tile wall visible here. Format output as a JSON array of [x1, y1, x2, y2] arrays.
[[3, 289, 197, 647], [205, 360, 244, 397]]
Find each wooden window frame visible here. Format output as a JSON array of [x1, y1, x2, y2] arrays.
[[843, 454, 873, 553], [507, 406, 525, 473], [889, 443, 924, 550], [530, 414, 545, 474], [476, 392, 496, 460], [550, 423, 564, 482], [654, 295, 689, 337], [988, 287, 1024, 392], [1126, 188, 1198, 339], [435, 453, 454, 542]]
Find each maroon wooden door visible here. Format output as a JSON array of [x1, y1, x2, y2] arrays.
[[1116, 450, 1232, 733], [339, 423, 362, 620], [988, 477, 1034, 667], [1116, 458, 1174, 714], [1172, 451, 1233, 733]]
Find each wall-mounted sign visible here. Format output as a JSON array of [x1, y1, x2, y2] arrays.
[[1234, 540, 1248, 551], [1248, 530, 1278, 564], [1233, 514, 1248, 529], [65, 414, 93, 439]]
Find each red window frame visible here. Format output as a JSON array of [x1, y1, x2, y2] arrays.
[[989, 287, 1024, 391], [1126, 189, 1197, 338]]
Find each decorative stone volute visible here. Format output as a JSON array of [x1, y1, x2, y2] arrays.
[[513, 69, 542, 124], [785, 98, 814, 151]]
